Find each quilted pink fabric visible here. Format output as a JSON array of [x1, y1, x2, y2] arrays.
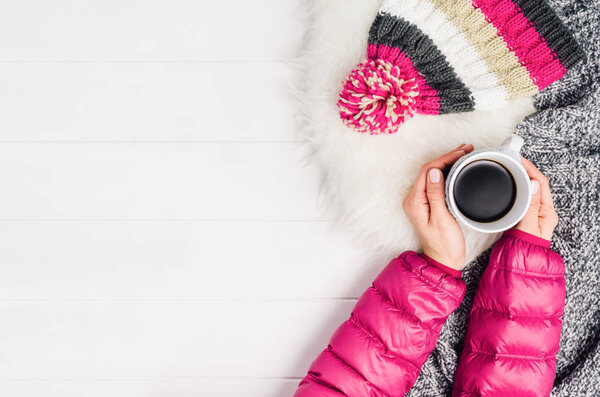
[[293, 229, 565, 396], [452, 229, 566, 396], [294, 251, 467, 396]]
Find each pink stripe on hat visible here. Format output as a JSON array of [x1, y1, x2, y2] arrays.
[[473, 0, 566, 89]]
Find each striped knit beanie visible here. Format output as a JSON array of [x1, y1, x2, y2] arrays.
[[338, 0, 584, 135]]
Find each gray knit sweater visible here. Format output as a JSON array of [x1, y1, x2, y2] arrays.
[[407, 0, 600, 395]]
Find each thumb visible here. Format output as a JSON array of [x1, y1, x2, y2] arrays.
[[519, 179, 541, 228], [426, 168, 450, 220]]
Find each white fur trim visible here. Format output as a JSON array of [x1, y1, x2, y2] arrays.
[[293, 0, 535, 265]]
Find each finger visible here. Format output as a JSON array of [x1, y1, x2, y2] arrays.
[[432, 144, 474, 170], [521, 157, 555, 210], [426, 168, 451, 222], [412, 145, 475, 194], [518, 178, 541, 231]]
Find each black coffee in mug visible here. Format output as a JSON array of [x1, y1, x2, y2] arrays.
[[452, 160, 516, 223]]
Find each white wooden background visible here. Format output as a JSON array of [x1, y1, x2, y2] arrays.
[[0, 1, 381, 396]]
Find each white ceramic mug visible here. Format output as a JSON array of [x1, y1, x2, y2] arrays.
[[445, 134, 531, 233]]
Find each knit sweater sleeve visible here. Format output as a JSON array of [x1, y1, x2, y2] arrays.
[[293, 251, 466, 397], [452, 229, 566, 397]]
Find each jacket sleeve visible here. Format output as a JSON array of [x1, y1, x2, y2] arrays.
[[294, 251, 466, 397], [452, 229, 566, 397]]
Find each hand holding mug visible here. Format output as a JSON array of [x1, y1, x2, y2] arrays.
[[444, 134, 532, 233], [514, 157, 559, 241], [402, 144, 475, 271], [404, 143, 559, 273]]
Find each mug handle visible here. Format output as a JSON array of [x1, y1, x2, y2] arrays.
[[499, 134, 524, 162]]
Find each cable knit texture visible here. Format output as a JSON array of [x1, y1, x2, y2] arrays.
[[294, 251, 466, 396]]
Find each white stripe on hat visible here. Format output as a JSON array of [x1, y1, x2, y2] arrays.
[[380, 0, 508, 110]]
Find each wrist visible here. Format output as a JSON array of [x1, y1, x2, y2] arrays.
[[503, 228, 551, 248], [420, 253, 463, 278]]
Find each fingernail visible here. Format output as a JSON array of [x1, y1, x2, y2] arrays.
[[531, 179, 540, 194], [429, 168, 441, 183]]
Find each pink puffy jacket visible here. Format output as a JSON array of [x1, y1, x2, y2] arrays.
[[294, 229, 566, 396]]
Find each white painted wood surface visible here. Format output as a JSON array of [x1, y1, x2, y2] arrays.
[[0, 63, 296, 142], [0, 1, 382, 396]]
